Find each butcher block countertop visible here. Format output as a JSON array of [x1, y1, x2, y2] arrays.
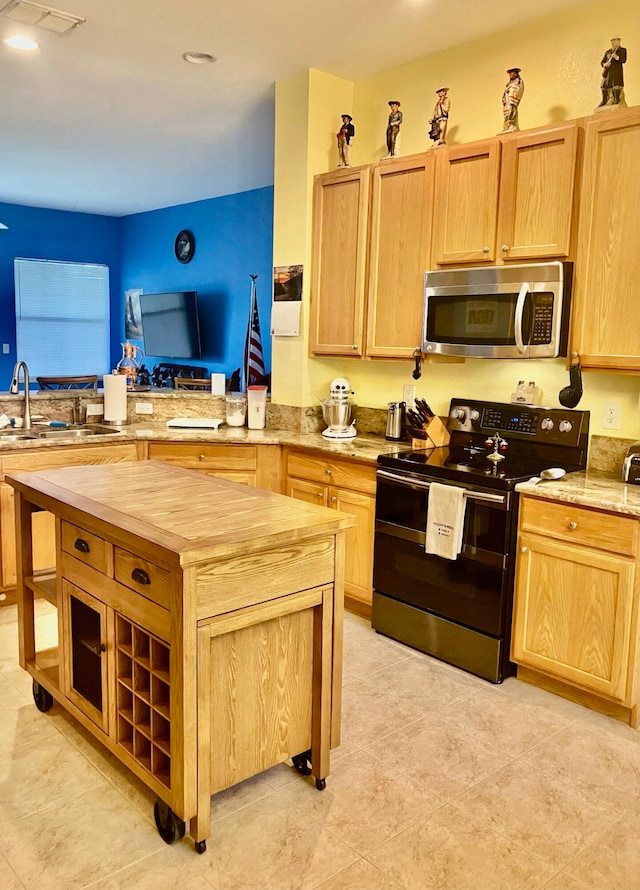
[[5, 460, 355, 566]]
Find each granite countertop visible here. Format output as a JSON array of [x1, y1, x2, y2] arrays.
[[516, 470, 640, 518], [0, 421, 406, 465]]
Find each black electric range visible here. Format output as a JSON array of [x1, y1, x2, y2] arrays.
[[372, 399, 590, 682]]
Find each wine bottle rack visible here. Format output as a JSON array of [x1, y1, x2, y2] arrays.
[[115, 615, 171, 788]]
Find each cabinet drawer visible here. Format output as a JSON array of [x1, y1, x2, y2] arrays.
[[520, 497, 638, 557], [61, 521, 112, 575], [114, 548, 172, 610], [286, 452, 376, 494], [149, 443, 257, 471]]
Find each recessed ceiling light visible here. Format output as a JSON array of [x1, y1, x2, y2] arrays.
[[182, 51, 216, 65], [3, 34, 38, 49]]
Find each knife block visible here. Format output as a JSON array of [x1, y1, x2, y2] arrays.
[[410, 415, 450, 450]]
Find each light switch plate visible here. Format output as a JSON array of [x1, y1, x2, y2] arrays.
[[135, 402, 154, 415]]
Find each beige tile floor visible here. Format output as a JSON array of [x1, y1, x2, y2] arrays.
[[0, 601, 638, 890]]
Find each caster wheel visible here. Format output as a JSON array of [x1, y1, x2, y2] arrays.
[[292, 750, 312, 776], [154, 799, 186, 845], [315, 778, 326, 791], [195, 840, 207, 854], [32, 680, 54, 712]]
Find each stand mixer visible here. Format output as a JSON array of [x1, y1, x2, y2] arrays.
[[321, 377, 357, 439]]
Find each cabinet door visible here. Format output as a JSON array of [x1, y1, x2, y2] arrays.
[[366, 153, 435, 358], [432, 140, 501, 265], [511, 533, 636, 702], [329, 486, 375, 606], [310, 166, 371, 356], [61, 580, 110, 732], [287, 477, 328, 506], [570, 107, 640, 371], [498, 124, 579, 261]]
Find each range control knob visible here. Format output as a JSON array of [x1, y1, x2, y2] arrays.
[[540, 417, 554, 431], [469, 409, 480, 422], [451, 407, 466, 422], [559, 419, 573, 433]]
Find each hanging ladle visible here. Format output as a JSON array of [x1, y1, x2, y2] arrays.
[[528, 467, 567, 485]]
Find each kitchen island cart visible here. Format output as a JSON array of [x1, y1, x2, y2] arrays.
[[8, 461, 352, 852]]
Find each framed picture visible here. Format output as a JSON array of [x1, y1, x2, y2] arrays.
[[125, 288, 143, 340], [273, 265, 303, 301]]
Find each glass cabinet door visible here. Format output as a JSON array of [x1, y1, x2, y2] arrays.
[[62, 579, 109, 733]]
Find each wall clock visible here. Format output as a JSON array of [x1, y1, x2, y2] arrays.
[[174, 229, 195, 264]]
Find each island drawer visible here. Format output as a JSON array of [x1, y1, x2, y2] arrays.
[[519, 497, 638, 557], [61, 521, 112, 574], [114, 547, 173, 610]]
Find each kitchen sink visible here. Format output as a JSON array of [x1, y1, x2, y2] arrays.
[[36, 424, 120, 439], [0, 432, 39, 441]]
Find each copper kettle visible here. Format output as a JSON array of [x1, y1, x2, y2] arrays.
[[116, 341, 144, 389]]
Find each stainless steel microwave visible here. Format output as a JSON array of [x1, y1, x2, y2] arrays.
[[421, 261, 572, 359]]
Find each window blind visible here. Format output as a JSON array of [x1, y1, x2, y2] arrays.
[[14, 258, 110, 377]]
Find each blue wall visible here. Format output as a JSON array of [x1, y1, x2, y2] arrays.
[[0, 185, 274, 387], [120, 187, 274, 383], [0, 202, 121, 386]]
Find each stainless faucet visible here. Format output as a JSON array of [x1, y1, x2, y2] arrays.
[[9, 361, 31, 430]]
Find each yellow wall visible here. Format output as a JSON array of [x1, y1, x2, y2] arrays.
[[272, 0, 640, 440]]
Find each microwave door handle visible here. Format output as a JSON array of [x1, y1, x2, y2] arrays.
[[514, 282, 529, 354]]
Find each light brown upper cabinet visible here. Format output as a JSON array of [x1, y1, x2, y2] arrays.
[[365, 152, 435, 358], [310, 154, 435, 360], [431, 122, 580, 266], [310, 165, 372, 356], [570, 107, 640, 372]]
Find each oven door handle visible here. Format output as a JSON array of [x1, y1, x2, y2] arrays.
[[376, 469, 507, 505]]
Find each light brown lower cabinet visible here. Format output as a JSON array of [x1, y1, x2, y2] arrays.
[[284, 448, 376, 611], [0, 442, 138, 593], [511, 495, 639, 726]]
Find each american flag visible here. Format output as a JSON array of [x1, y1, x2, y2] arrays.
[[244, 274, 265, 389]]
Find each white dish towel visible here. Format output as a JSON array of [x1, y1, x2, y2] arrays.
[[425, 482, 467, 560]]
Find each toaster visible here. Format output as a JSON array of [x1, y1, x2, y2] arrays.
[[622, 441, 640, 484]]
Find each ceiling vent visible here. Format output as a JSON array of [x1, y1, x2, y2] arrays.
[[0, 0, 85, 35]]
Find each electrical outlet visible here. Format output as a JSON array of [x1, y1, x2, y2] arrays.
[[403, 384, 416, 406], [602, 400, 621, 430], [135, 401, 153, 415], [86, 403, 103, 417]]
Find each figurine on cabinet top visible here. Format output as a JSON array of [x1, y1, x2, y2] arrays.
[[501, 67, 524, 133], [385, 100, 403, 158], [428, 87, 450, 147], [336, 114, 355, 167], [597, 37, 627, 109]]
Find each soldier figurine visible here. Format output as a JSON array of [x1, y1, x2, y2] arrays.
[[597, 37, 627, 109], [385, 100, 403, 158], [501, 67, 524, 133], [336, 114, 355, 167], [428, 87, 450, 147]]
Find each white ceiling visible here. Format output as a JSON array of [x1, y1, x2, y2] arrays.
[[0, 0, 587, 217]]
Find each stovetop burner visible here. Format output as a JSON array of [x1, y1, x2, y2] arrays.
[[378, 398, 590, 491]]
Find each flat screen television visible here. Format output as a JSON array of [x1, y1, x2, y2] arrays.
[[139, 291, 202, 359]]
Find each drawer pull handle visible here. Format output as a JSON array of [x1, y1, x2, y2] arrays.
[[317, 492, 323, 498], [131, 568, 151, 585], [520, 546, 528, 553], [567, 521, 577, 530], [330, 496, 337, 503], [74, 538, 90, 554], [325, 468, 331, 475], [199, 454, 205, 461]]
